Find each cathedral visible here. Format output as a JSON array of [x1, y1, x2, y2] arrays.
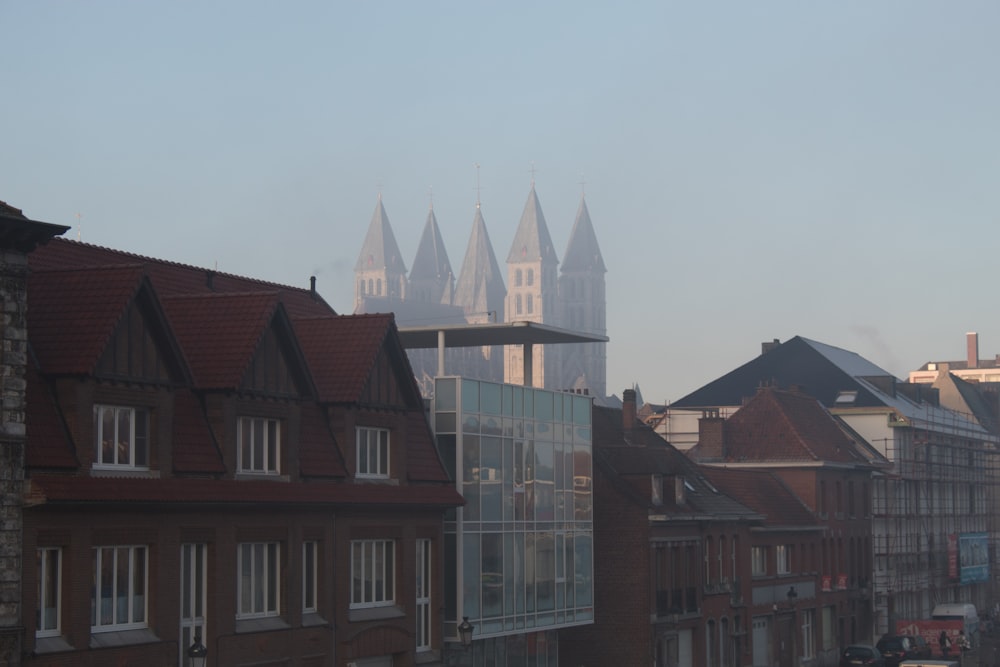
[[354, 184, 607, 400]]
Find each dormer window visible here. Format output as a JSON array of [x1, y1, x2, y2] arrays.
[[94, 405, 149, 469], [357, 427, 390, 479], [238, 416, 280, 474]]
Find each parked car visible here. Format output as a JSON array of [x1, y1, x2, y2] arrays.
[[877, 635, 916, 666], [841, 644, 887, 667]]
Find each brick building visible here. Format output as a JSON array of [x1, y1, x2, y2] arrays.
[[689, 386, 883, 666], [558, 389, 761, 667], [20, 235, 462, 667]]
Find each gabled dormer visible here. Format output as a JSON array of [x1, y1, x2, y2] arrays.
[[293, 313, 451, 486], [163, 292, 318, 480], [28, 266, 193, 475]]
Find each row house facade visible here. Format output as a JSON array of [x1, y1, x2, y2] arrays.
[[669, 336, 995, 637], [691, 387, 882, 666], [559, 390, 762, 667], [19, 232, 463, 667]]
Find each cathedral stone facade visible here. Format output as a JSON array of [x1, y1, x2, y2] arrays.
[[354, 185, 607, 400]]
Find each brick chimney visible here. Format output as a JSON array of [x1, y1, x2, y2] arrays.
[[622, 388, 636, 430], [968, 332, 979, 369], [697, 408, 726, 459]]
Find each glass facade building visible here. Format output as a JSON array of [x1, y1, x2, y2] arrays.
[[432, 377, 594, 665]]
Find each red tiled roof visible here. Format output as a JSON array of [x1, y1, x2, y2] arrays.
[[29, 238, 336, 318], [171, 389, 225, 473], [721, 387, 866, 463], [701, 467, 817, 526], [27, 474, 464, 508], [298, 403, 347, 478], [161, 292, 280, 389], [28, 266, 146, 375], [25, 364, 77, 469], [292, 314, 393, 403]]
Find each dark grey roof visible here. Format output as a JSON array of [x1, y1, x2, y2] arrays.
[[409, 207, 453, 282], [354, 196, 407, 274], [0, 201, 69, 252], [673, 335, 987, 437], [453, 206, 506, 317], [561, 197, 605, 273], [506, 186, 558, 264], [397, 320, 607, 349]]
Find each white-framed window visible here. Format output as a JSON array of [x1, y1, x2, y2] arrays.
[[802, 608, 815, 658], [238, 416, 280, 474], [94, 405, 149, 468], [356, 427, 390, 479], [92, 545, 147, 632], [37, 547, 61, 637], [303, 541, 317, 613], [751, 546, 767, 576], [237, 542, 279, 618], [776, 545, 790, 574], [416, 539, 431, 651], [351, 539, 394, 608], [180, 543, 207, 667]]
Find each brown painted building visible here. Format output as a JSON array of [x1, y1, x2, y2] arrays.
[[20, 236, 463, 667]]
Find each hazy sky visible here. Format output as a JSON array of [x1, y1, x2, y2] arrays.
[[4, 2, 999, 404]]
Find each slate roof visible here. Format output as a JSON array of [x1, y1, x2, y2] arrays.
[[673, 336, 988, 438], [507, 187, 558, 264], [354, 196, 407, 275], [453, 206, 506, 318], [561, 197, 605, 274], [409, 207, 453, 285], [699, 467, 818, 528], [592, 405, 760, 521]]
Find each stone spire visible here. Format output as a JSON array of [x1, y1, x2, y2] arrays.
[[453, 204, 506, 323], [353, 195, 408, 312], [409, 205, 454, 305], [559, 195, 607, 398]]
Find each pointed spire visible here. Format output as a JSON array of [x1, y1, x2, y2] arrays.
[[562, 195, 606, 273], [355, 197, 407, 274], [454, 205, 506, 319], [507, 185, 558, 264], [410, 208, 455, 304]]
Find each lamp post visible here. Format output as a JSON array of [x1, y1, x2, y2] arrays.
[[458, 616, 475, 648], [187, 633, 208, 667]]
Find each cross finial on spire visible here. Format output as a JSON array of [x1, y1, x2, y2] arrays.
[[428, 185, 434, 210], [75, 212, 83, 241], [475, 162, 481, 209], [529, 161, 536, 187], [579, 174, 587, 197], [376, 180, 383, 201]]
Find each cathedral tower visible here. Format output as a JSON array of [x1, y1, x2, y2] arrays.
[[504, 185, 559, 387], [559, 195, 607, 397], [353, 195, 407, 313], [409, 205, 454, 306]]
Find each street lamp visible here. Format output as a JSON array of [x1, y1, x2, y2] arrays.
[[187, 633, 208, 667], [458, 617, 475, 647]]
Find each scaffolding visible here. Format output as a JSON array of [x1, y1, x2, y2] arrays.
[[870, 404, 1000, 635]]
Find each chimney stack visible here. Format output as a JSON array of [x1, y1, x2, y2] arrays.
[[697, 408, 726, 459], [762, 339, 780, 355], [622, 388, 636, 430], [310, 276, 317, 299], [968, 332, 979, 369]]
